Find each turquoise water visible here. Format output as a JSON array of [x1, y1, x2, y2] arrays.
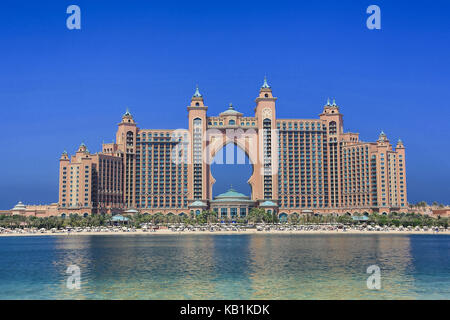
[[0, 234, 448, 299]]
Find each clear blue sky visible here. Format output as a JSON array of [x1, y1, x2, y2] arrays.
[[0, 0, 449, 208]]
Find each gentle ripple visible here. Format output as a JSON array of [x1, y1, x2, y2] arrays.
[[0, 234, 448, 299]]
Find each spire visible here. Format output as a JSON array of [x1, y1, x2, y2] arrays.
[[60, 150, 69, 160], [78, 143, 88, 153], [326, 98, 331, 106], [378, 130, 387, 142], [332, 98, 336, 106], [261, 76, 271, 89], [123, 108, 132, 117], [192, 84, 202, 98]]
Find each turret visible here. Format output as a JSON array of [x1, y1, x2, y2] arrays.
[[189, 85, 206, 108], [320, 98, 343, 135]]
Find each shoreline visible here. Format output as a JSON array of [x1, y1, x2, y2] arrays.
[[0, 229, 449, 237]]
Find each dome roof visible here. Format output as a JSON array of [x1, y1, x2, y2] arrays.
[[213, 188, 250, 201], [220, 103, 242, 116], [11, 201, 26, 211], [189, 200, 207, 207], [260, 200, 278, 207]]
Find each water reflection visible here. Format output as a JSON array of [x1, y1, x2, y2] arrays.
[[247, 234, 417, 299], [0, 234, 448, 299]]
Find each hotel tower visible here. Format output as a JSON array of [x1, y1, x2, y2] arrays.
[[56, 79, 407, 220]]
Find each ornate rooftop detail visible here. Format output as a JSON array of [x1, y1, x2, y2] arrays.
[[192, 85, 202, 98], [261, 76, 271, 89]]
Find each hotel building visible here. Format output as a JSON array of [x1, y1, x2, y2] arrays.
[[16, 79, 409, 219]]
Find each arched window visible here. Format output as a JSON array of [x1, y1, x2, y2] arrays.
[[229, 119, 235, 125], [126, 131, 134, 146], [329, 121, 337, 134]]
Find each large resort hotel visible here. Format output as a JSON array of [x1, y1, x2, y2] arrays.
[[8, 79, 407, 220]]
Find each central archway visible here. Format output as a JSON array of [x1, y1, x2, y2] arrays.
[[205, 128, 261, 200], [210, 143, 253, 198]]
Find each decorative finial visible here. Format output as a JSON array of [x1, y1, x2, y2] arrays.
[[193, 84, 202, 98], [332, 98, 336, 106], [378, 130, 387, 141], [326, 98, 331, 106], [123, 108, 132, 117], [261, 76, 271, 89], [228, 103, 234, 110]]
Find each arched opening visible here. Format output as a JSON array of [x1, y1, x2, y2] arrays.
[[211, 142, 253, 198], [178, 212, 186, 217], [382, 212, 388, 215], [279, 213, 288, 223], [329, 121, 337, 134], [83, 213, 89, 218], [61, 213, 66, 219], [228, 119, 235, 125], [363, 212, 369, 217], [126, 131, 134, 146]]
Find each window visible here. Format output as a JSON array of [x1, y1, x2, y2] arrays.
[[221, 208, 227, 217]]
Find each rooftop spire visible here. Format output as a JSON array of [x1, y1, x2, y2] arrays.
[[261, 76, 271, 89], [332, 98, 336, 106], [326, 98, 331, 106], [123, 107, 132, 117], [378, 130, 387, 141], [192, 84, 202, 98]]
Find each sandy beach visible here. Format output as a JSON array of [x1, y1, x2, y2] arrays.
[[1, 228, 448, 237]]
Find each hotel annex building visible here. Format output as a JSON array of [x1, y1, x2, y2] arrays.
[[10, 79, 408, 220]]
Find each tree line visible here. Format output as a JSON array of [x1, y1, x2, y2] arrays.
[[0, 209, 448, 229]]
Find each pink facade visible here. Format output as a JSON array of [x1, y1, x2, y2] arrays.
[[3, 79, 412, 218]]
